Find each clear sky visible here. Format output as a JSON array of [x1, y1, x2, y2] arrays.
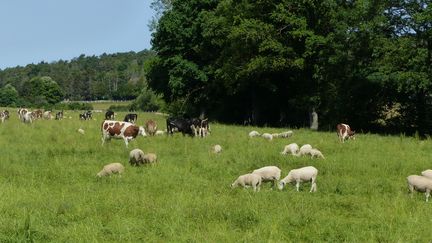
[[0, 0, 154, 70]]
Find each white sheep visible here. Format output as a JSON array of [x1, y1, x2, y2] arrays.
[[297, 144, 313, 156], [231, 173, 262, 192], [143, 153, 157, 164], [78, 128, 85, 135], [278, 166, 318, 192], [281, 143, 299, 155], [213, 144, 222, 154], [261, 133, 273, 141], [155, 130, 165, 136], [97, 163, 125, 177], [421, 169, 432, 179], [278, 131, 293, 138], [407, 175, 432, 202], [249, 130, 261, 137], [310, 148, 325, 159], [252, 166, 281, 188], [271, 133, 280, 138], [129, 149, 145, 166]]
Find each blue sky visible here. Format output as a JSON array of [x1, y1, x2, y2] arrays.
[[0, 0, 154, 69]]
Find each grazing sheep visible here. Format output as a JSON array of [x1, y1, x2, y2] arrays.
[[213, 144, 222, 154], [271, 133, 280, 138], [310, 148, 325, 159], [249, 131, 261, 137], [143, 153, 157, 164], [297, 144, 313, 156], [231, 173, 262, 192], [262, 133, 273, 141], [252, 166, 281, 188], [97, 163, 125, 177], [421, 169, 432, 179], [278, 131, 293, 138], [407, 175, 432, 202], [129, 149, 145, 166], [281, 143, 299, 155], [155, 130, 165, 136], [43, 111, 52, 120], [78, 128, 85, 135], [278, 166, 318, 192]]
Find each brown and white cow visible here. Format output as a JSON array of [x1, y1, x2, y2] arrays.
[[336, 123, 355, 143], [101, 120, 146, 147]]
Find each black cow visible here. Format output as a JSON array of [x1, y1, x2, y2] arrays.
[[124, 113, 138, 123], [105, 110, 115, 120], [166, 117, 194, 136]]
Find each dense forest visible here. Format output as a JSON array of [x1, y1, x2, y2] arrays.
[[0, 50, 155, 103], [0, 0, 430, 135], [147, 0, 431, 134]]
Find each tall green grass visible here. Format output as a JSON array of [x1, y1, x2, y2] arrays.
[[0, 111, 431, 241]]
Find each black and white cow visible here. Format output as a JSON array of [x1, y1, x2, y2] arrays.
[[124, 113, 138, 123], [79, 110, 92, 120], [55, 110, 64, 120]]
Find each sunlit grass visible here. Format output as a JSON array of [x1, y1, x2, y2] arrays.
[[0, 111, 431, 241]]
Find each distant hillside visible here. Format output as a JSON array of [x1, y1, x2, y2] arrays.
[[0, 50, 155, 101]]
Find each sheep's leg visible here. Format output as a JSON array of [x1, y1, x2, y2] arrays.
[[408, 185, 414, 198], [296, 181, 300, 192], [426, 189, 430, 202], [310, 177, 317, 192], [123, 138, 129, 148]]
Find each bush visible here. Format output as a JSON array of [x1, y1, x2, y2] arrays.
[[107, 105, 131, 112]]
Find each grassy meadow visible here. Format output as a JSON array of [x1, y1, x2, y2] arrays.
[[0, 110, 431, 242]]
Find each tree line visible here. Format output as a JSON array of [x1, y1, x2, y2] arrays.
[[147, 0, 431, 135], [0, 50, 157, 108]]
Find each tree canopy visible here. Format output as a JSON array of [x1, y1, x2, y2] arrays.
[[147, 0, 432, 134]]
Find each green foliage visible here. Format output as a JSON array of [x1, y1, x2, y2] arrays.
[[107, 104, 131, 112], [21, 76, 64, 106], [147, 0, 432, 134], [0, 113, 432, 241], [130, 87, 165, 112], [0, 51, 155, 101], [0, 84, 19, 106]]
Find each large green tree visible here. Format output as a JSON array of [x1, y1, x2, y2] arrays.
[[22, 76, 64, 105], [0, 84, 19, 106]]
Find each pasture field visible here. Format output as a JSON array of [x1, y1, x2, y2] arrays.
[[0, 111, 431, 242]]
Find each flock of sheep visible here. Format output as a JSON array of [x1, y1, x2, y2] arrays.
[[96, 148, 157, 177], [234, 129, 432, 202]]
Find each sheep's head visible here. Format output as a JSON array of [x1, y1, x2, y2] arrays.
[[230, 181, 238, 188], [278, 181, 285, 190]]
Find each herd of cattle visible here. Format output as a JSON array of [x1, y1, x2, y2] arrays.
[[2, 108, 431, 201], [0, 108, 64, 123], [101, 111, 211, 147]]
